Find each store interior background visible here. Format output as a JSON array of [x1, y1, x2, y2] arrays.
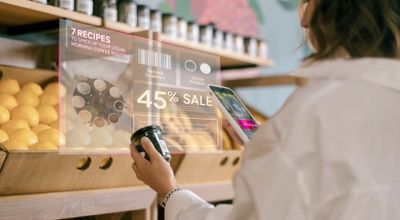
[[135, 0, 312, 117]]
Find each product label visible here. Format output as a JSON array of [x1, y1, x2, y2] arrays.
[[164, 25, 177, 37], [104, 8, 117, 22], [138, 18, 150, 30], [60, 0, 74, 11], [151, 21, 161, 32], [77, 0, 93, 15], [127, 13, 137, 27], [158, 140, 168, 153]]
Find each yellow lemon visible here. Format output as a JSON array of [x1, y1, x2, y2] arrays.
[[0, 79, 20, 95], [90, 128, 113, 146], [50, 120, 58, 129], [29, 141, 58, 150], [0, 106, 10, 125], [37, 128, 65, 147], [1, 120, 30, 133], [14, 90, 40, 107], [39, 93, 58, 106], [44, 82, 66, 98], [21, 82, 43, 96], [0, 129, 9, 143], [10, 105, 39, 127], [67, 128, 91, 146], [31, 124, 51, 135], [36, 105, 58, 125], [1, 139, 28, 150], [0, 94, 18, 111], [8, 128, 38, 146]]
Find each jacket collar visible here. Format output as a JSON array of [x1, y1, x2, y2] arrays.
[[289, 58, 400, 92]]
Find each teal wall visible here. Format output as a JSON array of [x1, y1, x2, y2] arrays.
[[134, 0, 310, 117]]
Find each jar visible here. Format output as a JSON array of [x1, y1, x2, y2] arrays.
[[199, 24, 213, 46], [131, 125, 171, 162], [233, 34, 244, 54], [31, 0, 47, 4], [224, 32, 234, 51], [244, 37, 257, 57], [150, 9, 162, 32], [76, 0, 93, 15], [95, 0, 117, 22], [177, 17, 187, 40], [137, 5, 150, 30], [213, 28, 223, 49], [187, 21, 199, 43], [258, 39, 269, 59], [117, 0, 137, 27], [162, 14, 177, 38], [51, 0, 74, 11]]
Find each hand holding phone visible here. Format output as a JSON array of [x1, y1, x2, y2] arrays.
[[206, 84, 258, 144]]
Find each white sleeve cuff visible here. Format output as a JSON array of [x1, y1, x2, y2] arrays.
[[165, 190, 215, 220]]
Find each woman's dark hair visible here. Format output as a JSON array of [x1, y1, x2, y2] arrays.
[[302, 0, 400, 60]]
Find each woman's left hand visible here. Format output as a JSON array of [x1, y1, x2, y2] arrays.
[[130, 137, 180, 198]]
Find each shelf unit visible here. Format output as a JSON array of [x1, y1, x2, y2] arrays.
[[0, 0, 273, 69], [0, 0, 274, 219]]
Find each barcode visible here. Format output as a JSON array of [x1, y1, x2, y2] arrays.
[[138, 48, 171, 69]]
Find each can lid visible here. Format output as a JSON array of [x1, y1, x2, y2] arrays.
[[131, 125, 163, 142]]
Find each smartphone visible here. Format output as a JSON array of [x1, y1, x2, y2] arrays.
[[206, 84, 258, 143]]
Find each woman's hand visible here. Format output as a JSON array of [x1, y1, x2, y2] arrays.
[[130, 137, 179, 198], [222, 119, 245, 146]]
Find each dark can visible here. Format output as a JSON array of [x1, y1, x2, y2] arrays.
[[233, 34, 244, 54], [131, 125, 171, 162], [200, 24, 213, 46], [76, 0, 93, 15], [117, 0, 136, 26], [187, 21, 199, 43], [150, 9, 162, 32], [244, 37, 257, 57], [177, 17, 187, 40], [213, 28, 223, 49], [224, 32, 234, 51], [50, 0, 74, 10], [94, 0, 117, 22], [162, 14, 177, 38], [137, 5, 150, 30]]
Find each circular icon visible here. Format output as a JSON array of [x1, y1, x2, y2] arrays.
[[184, 60, 197, 72], [94, 79, 106, 91], [200, 63, 211, 74], [71, 96, 85, 108]]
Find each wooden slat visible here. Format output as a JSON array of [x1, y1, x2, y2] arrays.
[[0, 0, 101, 27], [0, 186, 156, 220], [182, 181, 234, 202]]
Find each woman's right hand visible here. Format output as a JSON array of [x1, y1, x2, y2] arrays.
[[222, 119, 245, 146]]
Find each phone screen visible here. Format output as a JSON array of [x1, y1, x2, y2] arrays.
[[209, 85, 258, 139]]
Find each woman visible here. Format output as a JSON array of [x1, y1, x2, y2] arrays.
[[130, 0, 400, 219]]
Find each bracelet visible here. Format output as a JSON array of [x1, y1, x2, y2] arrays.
[[162, 188, 186, 206]]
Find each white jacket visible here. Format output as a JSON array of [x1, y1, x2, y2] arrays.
[[165, 58, 400, 220]]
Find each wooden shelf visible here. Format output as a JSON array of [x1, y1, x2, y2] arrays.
[[0, 0, 101, 27], [0, 186, 157, 220], [0, 0, 273, 68], [159, 34, 274, 68]]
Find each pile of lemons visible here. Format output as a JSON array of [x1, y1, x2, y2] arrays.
[[0, 79, 66, 150]]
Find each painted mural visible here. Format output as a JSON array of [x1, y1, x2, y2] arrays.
[[158, 0, 264, 38]]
